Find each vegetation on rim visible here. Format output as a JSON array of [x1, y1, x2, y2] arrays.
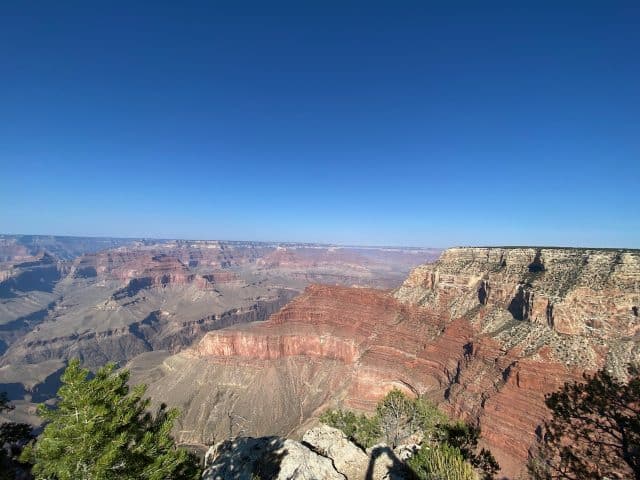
[[321, 388, 499, 480]]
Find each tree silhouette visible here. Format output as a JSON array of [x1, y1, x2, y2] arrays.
[[530, 368, 640, 480], [0, 392, 33, 480], [437, 422, 499, 480]]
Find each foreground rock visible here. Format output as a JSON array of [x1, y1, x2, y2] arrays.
[[303, 425, 368, 478], [203, 426, 414, 480], [203, 436, 346, 480], [301, 425, 416, 480]]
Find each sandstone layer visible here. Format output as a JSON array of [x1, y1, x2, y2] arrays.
[[133, 247, 640, 478]]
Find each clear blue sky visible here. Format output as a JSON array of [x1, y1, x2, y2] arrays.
[[1, 1, 638, 247]]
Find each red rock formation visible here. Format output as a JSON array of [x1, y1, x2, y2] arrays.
[[72, 250, 244, 293], [196, 331, 360, 362], [151, 247, 640, 478]]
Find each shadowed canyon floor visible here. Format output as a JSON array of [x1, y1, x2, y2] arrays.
[[128, 247, 640, 478]]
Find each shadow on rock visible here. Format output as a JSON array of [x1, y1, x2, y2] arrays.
[[202, 437, 287, 480], [366, 445, 418, 480], [203, 435, 347, 480]]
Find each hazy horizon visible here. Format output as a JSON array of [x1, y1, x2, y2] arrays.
[[3, 232, 640, 252]]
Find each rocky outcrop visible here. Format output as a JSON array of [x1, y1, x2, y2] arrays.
[[395, 247, 640, 338], [179, 284, 461, 411], [202, 436, 346, 480], [390, 247, 640, 475], [137, 247, 640, 478], [202, 426, 414, 480], [0, 253, 66, 298], [302, 426, 370, 479]]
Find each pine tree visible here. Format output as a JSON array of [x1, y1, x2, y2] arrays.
[[21, 359, 201, 480]]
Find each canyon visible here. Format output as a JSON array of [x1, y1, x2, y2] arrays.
[[127, 247, 640, 478], [2, 237, 638, 478], [0, 235, 438, 427]]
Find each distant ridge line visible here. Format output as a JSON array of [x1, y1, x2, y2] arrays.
[[453, 245, 640, 252]]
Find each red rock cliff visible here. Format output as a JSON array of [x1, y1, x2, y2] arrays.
[[144, 247, 640, 478]]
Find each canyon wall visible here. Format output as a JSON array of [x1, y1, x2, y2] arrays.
[[133, 247, 640, 478], [1, 237, 438, 429], [394, 247, 639, 476], [397, 247, 640, 339]]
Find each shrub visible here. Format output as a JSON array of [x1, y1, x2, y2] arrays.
[[321, 389, 499, 479], [319, 409, 381, 449], [321, 390, 449, 449], [408, 443, 477, 480], [436, 422, 499, 480]]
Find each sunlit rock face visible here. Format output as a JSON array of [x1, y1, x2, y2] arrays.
[[134, 246, 640, 478], [391, 247, 640, 475], [396, 247, 640, 337], [202, 435, 347, 480]]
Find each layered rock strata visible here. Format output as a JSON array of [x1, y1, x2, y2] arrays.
[[396, 247, 640, 338], [2, 238, 437, 429], [135, 247, 640, 478]]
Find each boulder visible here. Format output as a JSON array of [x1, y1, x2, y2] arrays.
[[202, 436, 345, 480], [303, 425, 368, 478]]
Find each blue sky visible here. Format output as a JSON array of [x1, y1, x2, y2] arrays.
[[1, 1, 638, 247]]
